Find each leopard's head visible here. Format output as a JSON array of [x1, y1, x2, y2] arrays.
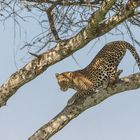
[[55, 72, 73, 91]]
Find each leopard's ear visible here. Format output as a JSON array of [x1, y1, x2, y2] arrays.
[[67, 72, 73, 78], [55, 73, 59, 77]]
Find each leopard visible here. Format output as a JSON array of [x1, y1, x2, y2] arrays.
[[56, 41, 140, 105]]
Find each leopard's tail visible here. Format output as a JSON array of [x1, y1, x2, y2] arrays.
[[125, 42, 140, 70]]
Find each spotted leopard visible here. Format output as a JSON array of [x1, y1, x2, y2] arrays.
[[56, 41, 140, 105]]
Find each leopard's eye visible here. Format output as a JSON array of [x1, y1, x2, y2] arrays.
[[59, 80, 66, 85]]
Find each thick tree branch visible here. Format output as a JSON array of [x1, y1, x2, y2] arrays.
[[0, 0, 139, 107], [28, 72, 140, 140]]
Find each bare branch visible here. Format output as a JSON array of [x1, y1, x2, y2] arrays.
[[46, 6, 61, 41], [28, 72, 140, 140], [23, 0, 103, 7]]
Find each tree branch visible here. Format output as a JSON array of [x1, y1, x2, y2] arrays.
[[28, 72, 140, 140], [23, 0, 103, 6], [46, 6, 61, 41], [0, 0, 139, 107], [96, 0, 140, 37]]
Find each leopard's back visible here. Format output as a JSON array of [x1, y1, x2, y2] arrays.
[[83, 41, 127, 72]]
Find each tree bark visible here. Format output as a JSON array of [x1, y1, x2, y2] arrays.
[[28, 72, 140, 140]]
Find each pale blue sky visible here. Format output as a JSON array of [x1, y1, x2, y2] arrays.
[[0, 17, 140, 140]]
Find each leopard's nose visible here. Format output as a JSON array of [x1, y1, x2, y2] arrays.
[[55, 73, 59, 77]]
